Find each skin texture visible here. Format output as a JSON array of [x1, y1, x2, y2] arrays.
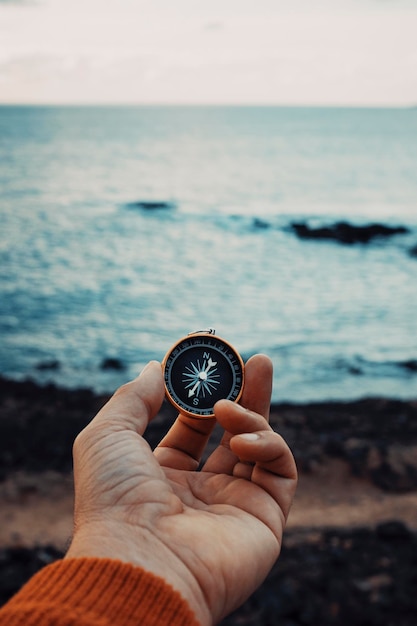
[[66, 355, 298, 626]]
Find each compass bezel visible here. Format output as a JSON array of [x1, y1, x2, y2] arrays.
[[162, 332, 245, 418]]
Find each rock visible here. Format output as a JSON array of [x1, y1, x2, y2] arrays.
[[369, 444, 417, 492], [376, 520, 412, 541], [2, 375, 417, 489], [252, 218, 270, 230], [0, 376, 108, 477], [0, 546, 63, 605], [353, 573, 393, 593], [100, 357, 125, 371], [124, 200, 176, 211], [35, 360, 60, 371], [4, 525, 417, 623], [220, 525, 417, 625], [399, 359, 417, 372], [344, 438, 370, 476], [409, 244, 417, 258], [290, 221, 409, 245]]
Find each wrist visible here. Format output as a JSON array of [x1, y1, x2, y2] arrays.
[[66, 522, 212, 626]]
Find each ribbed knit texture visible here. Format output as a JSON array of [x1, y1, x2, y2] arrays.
[[0, 558, 201, 626]]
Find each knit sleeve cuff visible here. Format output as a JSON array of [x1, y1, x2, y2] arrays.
[[0, 558, 201, 626]]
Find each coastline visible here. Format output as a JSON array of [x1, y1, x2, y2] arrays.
[[1, 374, 416, 487], [1, 374, 417, 624]]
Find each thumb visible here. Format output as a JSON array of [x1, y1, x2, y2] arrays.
[[91, 361, 165, 436]]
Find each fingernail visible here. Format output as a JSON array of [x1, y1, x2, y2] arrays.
[[139, 361, 159, 376], [239, 433, 260, 441]]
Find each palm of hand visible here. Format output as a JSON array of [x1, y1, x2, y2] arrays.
[[70, 357, 297, 625]]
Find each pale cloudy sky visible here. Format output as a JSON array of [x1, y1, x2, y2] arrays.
[[0, 0, 416, 105]]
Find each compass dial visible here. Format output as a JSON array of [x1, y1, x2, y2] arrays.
[[162, 332, 245, 418]]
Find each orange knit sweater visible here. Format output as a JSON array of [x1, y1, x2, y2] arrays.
[[0, 558, 201, 626]]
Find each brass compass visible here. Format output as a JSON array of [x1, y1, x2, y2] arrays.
[[162, 330, 245, 418]]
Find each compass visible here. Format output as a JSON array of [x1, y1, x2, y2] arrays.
[[162, 330, 245, 418]]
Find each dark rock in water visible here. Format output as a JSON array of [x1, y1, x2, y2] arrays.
[[252, 218, 271, 230], [35, 360, 61, 371], [124, 200, 176, 211], [409, 244, 417, 258], [100, 357, 125, 371], [290, 221, 409, 245], [399, 359, 417, 372]]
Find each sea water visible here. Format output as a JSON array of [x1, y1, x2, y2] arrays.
[[1, 105, 416, 402]]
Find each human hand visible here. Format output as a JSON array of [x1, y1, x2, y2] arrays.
[[66, 355, 298, 626]]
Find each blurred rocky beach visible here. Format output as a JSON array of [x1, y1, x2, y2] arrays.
[[1, 375, 416, 625]]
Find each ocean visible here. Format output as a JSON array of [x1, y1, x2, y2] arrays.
[[1, 105, 416, 402]]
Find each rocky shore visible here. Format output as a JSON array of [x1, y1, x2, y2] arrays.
[[1, 375, 417, 624]]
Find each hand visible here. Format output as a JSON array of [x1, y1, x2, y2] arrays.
[[66, 355, 298, 626]]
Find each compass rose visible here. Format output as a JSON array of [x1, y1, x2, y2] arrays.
[[162, 331, 245, 418], [182, 357, 220, 398]]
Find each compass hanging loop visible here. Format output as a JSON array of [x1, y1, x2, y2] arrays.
[[188, 328, 216, 336]]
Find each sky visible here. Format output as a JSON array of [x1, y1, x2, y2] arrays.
[[0, 0, 416, 105]]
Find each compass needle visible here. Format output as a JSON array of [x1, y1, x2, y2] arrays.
[[188, 386, 198, 398]]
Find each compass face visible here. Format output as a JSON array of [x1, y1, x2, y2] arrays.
[[162, 333, 245, 418]]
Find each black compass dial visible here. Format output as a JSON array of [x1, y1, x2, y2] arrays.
[[162, 332, 245, 418]]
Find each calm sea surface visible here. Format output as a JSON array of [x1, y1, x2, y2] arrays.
[[1, 105, 416, 402]]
